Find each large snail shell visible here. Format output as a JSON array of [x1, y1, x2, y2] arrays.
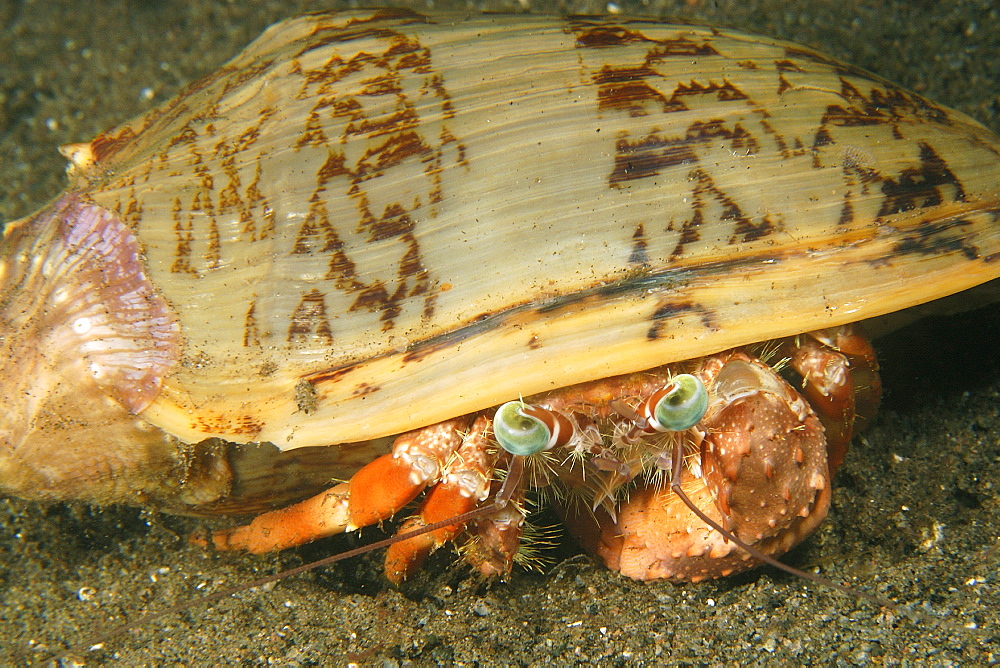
[[6, 10, 1000, 460]]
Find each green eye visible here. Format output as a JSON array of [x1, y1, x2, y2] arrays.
[[649, 373, 708, 431], [493, 401, 553, 455]]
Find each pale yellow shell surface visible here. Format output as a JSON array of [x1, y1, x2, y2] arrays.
[[73, 11, 1000, 450]]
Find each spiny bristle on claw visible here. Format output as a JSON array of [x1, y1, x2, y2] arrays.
[[749, 339, 791, 371]]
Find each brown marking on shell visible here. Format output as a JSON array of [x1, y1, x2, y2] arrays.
[[647, 299, 715, 340], [812, 126, 834, 148], [288, 289, 334, 346], [775, 73, 794, 96], [757, 117, 794, 159], [594, 66, 683, 115], [838, 194, 855, 227], [352, 382, 380, 397], [295, 111, 329, 148], [303, 365, 358, 385], [890, 218, 984, 262], [294, 23, 424, 61], [18, 11, 994, 452], [292, 199, 341, 254], [192, 413, 265, 438], [876, 142, 965, 216], [646, 36, 722, 59], [629, 224, 649, 264], [821, 77, 950, 129], [368, 202, 416, 242], [569, 24, 656, 48], [610, 133, 697, 183], [89, 127, 138, 166], [774, 59, 805, 73], [604, 74, 768, 187]]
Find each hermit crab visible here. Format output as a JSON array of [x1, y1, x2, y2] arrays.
[[1, 10, 998, 587]]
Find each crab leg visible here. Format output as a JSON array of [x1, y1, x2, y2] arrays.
[[786, 325, 880, 472], [206, 418, 470, 553], [463, 480, 528, 578], [385, 415, 495, 583]]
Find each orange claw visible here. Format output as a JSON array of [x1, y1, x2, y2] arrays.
[[202, 419, 474, 557], [384, 482, 481, 583], [384, 416, 495, 583], [346, 453, 429, 529], [204, 453, 428, 553]]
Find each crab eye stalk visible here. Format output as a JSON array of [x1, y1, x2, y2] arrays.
[[642, 373, 708, 432], [493, 401, 571, 455]]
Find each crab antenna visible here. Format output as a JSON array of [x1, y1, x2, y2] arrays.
[[61, 456, 527, 660], [666, 440, 970, 633]]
